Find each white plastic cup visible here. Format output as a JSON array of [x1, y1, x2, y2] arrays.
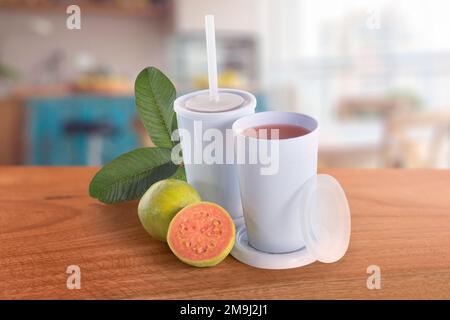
[[233, 111, 319, 253], [174, 89, 257, 219]]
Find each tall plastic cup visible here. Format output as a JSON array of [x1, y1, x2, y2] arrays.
[[233, 112, 319, 253], [174, 88, 256, 219]]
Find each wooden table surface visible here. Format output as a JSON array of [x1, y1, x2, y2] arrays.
[[0, 167, 449, 299]]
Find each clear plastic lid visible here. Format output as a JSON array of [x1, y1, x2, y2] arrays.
[[299, 174, 351, 263], [174, 89, 256, 121], [231, 174, 351, 269], [185, 92, 244, 112]]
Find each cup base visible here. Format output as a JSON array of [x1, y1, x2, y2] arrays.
[[230, 218, 317, 269]]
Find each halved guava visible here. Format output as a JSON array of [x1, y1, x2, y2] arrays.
[[167, 202, 235, 267]]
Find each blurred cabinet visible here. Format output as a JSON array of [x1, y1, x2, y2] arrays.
[[26, 96, 139, 165], [0, 0, 172, 17], [170, 33, 259, 91], [174, 0, 260, 33]]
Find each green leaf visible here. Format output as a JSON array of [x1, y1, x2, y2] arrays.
[[170, 165, 186, 181], [89, 147, 179, 204], [135, 66, 176, 148]]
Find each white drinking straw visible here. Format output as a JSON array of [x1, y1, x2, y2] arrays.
[[205, 15, 219, 102]]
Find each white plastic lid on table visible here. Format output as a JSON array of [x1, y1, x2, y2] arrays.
[[231, 174, 351, 269]]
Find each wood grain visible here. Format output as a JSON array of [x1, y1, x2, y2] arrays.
[[0, 99, 25, 164], [0, 167, 449, 299]]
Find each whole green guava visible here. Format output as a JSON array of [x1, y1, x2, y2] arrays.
[[138, 179, 201, 242]]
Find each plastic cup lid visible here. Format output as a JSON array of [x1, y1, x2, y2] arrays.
[[299, 174, 351, 263], [185, 92, 244, 112]]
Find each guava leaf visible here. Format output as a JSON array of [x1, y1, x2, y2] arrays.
[[170, 165, 186, 181], [89, 147, 178, 204], [135, 66, 176, 148]]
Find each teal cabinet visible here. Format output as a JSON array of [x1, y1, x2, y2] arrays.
[[26, 96, 140, 165]]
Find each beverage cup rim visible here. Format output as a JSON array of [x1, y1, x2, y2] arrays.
[[232, 111, 319, 141]]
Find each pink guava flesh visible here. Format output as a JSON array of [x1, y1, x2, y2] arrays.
[[167, 202, 235, 266]]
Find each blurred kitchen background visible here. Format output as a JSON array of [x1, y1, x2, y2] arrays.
[[0, 0, 449, 168]]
